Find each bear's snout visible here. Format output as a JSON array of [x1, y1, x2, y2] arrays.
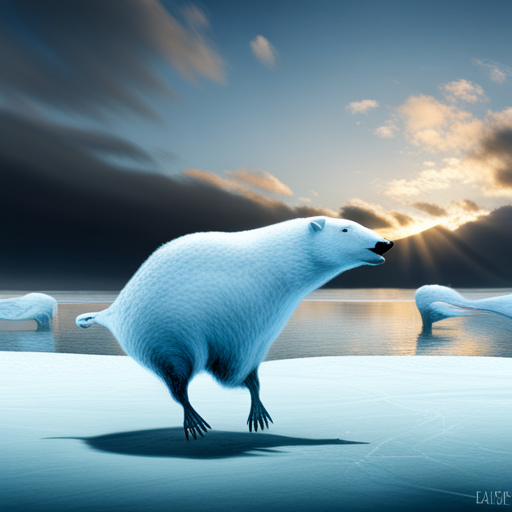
[[369, 240, 394, 256]]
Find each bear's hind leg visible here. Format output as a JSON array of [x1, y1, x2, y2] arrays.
[[160, 363, 211, 440], [244, 367, 273, 432]]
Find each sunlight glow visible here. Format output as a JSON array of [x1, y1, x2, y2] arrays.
[[377, 208, 490, 240]]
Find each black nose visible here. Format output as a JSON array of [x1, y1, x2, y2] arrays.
[[370, 240, 394, 256]]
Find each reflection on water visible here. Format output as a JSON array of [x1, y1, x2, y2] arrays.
[[0, 289, 511, 358], [269, 301, 512, 359], [0, 330, 55, 352], [306, 287, 512, 302], [271, 301, 421, 358], [414, 315, 512, 357], [0, 303, 123, 356]]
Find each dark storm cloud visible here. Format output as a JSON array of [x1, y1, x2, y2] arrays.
[[412, 202, 447, 217], [391, 211, 413, 226], [0, 0, 225, 119], [3, 108, 512, 290], [339, 205, 392, 229], [495, 168, 512, 187], [1, 110, 157, 178], [0, 110, 331, 289], [469, 128, 512, 189]]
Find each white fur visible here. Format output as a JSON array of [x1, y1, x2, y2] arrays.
[[0, 293, 57, 331], [77, 217, 390, 387], [415, 285, 512, 332]]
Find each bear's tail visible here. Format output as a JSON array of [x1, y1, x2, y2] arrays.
[[76, 312, 100, 329]]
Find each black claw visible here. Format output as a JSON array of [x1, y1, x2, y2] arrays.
[[247, 407, 273, 432], [263, 406, 273, 424], [195, 417, 210, 431], [183, 406, 210, 439]]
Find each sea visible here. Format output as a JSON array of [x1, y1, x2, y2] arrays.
[[1, 288, 511, 359]]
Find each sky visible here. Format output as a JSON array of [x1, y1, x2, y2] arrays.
[[2, 0, 512, 247]]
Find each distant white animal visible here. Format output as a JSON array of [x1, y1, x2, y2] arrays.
[[77, 216, 393, 439], [0, 293, 57, 331], [415, 285, 512, 333]]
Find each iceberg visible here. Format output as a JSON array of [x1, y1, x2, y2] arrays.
[[415, 285, 512, 333], [0, 292, 57, 331]]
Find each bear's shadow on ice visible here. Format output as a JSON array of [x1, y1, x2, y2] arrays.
[[56, 428, 367, 459]]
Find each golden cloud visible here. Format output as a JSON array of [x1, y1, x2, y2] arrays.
[[224, 169, 293, 195], [380, 90, 512, 200], [459, 199, 481, 212], [441, 79, 487, 103], [384, 158, 479, 197], [397, 94, 483, 153], [250, 35, 278, 67], [182, 169, 247, 194], [182, 168, 336, 216], [346, 99, 379, 114], [412, 201, 447, 217], [375, 123, 398, 138]]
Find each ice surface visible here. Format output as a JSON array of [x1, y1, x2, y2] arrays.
[[1, 352, 510, 512], [415, 285, 512, 333], [0, 293, 57, 331]]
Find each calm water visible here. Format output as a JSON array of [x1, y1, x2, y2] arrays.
[[1, 289, 511, 359]]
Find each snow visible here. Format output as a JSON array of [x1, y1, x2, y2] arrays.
[[415, 285, 512, 332], [1, 352, 511, 512]]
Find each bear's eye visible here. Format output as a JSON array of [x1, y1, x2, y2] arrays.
[[341, 228, 348, 232]]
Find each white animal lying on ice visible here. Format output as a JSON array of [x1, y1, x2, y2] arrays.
[[415, 285, 512, 333], [0, 293, 57, 331], [77, 216, 393, 439]]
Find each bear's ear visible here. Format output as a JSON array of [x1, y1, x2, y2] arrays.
[[309, 218, 326, 232]]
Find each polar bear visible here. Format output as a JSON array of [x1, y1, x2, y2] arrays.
[[77, 216, 393, 439], [415, 285, 512, 333], [0, 293, 57, 331]]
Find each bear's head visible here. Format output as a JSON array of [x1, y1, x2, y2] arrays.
[[307, 216, 394, 272]]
